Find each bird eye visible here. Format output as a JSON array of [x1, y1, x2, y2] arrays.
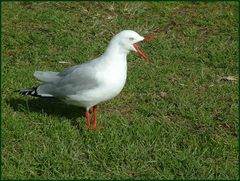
[[129, 37, 134, 41]]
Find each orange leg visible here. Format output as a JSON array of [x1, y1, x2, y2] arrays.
[[92, 105, 97, 129], [86, 111, 91, 129]]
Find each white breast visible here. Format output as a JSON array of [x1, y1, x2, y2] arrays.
[[94, 55, 127, 101], [100, 59, 127, 99]]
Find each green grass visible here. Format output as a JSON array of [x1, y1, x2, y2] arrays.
[[2, 1, 239, 179]]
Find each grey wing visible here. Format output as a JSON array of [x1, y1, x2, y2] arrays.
[[34, 71, 60, 82], [37, 60, 100, 97], [58, 58, 98, 76]]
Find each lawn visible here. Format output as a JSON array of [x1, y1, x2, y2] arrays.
[[1, 1, 239, 179]]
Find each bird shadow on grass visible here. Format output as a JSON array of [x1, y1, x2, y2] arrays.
[[6, 97, 86, 129]]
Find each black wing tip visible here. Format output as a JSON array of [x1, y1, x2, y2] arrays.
[[15, 87, 38, 97], [15, 87, 54, 98]]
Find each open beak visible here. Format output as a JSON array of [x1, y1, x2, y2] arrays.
[[133, 35, 157, 61]]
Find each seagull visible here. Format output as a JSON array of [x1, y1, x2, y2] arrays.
[[16, 30, 156, 129]]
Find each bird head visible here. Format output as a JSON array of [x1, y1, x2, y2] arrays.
[[113, 30, 156, 61]]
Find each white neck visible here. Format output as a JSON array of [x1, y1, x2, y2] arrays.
[[103, 38, 129, 60]]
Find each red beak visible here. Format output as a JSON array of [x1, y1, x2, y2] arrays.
[[143, 35, 157, 41], [133, 35, 157, 61]]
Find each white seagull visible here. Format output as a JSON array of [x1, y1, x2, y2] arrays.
[[17, 30, 156, 129]]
